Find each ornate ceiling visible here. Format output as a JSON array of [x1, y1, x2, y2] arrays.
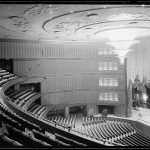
[[0, 4, 150, 42]]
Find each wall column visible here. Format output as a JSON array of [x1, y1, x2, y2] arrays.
[[114, 105, 126, 117], [64, 106, 69, 118], [85, 104, 98, 117]]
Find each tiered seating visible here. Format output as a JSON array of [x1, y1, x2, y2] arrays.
[[32, 105, 46, 115], [38, 107, 49, 117], [5, 124, 51, 147], [78, 120, 134, 140], [0, 134, 23, 146], [0, 69, 17, 86], [14, 91, 34, 105], [0, 68, 17, 80], [0, 71, 9, 76], [0, 79, 8, 86], [116, 131, 150, 146], [0, 105, 69, 147], [37, 106, 47, 116], [19, 92, 38, 107], [0, 110, 22, 130], [47, 114, 77, 128], [0, 68, 86, 147], [32, 129, 74, 147], [0, 69, 7, 73], [82, 116, 105, 126], [12, 89, 29, 99], [3, 73, 15, 79], [1, 68, 150, 147], [69, 114, 77, 128], [28, 103, 39, 113], [5, 89, 17, 97], [6, 87, 41, 112], [28, 103, 47, 117], [55, 133, 87, 147], [0, 104, 80, 147], [0, 99, 42, 132], [0, 105, 44, 147], [77, 119, 150, 146]]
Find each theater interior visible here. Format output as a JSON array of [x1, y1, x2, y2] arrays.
[[0, 4, 150, 147]]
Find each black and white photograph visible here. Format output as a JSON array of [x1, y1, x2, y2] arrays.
[[0, 3, 150, 148]]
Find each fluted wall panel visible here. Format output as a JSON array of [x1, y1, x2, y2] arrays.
[[1, 39, 150, 83], [0, 41, 108, 58], [42, 90, 124, 105], [40, 75, 99, 92], [13, 59, 100, 75]]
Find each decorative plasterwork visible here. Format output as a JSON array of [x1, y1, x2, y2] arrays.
[[23, 4, 58, 16], [7, 16, 33, 32], [0, 5, 150, 41]]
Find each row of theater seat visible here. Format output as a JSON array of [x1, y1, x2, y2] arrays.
[[32, 129, 74, 147], [0, 105, 85, 147], [82, 116, 106, 126], [79, 120, 134, 140], [0, 98, 42, 132], [0, 69, 17, 86], [77, 120, 150, 146], [5, 123, 52, 147], [6, 89, 39, 110], [47, 114, 77, 128], [0, 99, 45, 146], [3, 83, 150, 147], [5, 87, 48, 118], [0, 134, 23, 146], [116, 132, 150, 146], [0, 109, 87, 147], [28, 103, 47, 117]]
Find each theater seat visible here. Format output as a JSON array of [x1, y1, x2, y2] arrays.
[[1, 135, 14, 145], [32, 129, 54, 145], [55, 139, 72, 147], [12, 141, 23, 146], [40, 141, 52, 147], [55, 133, 87, 147]]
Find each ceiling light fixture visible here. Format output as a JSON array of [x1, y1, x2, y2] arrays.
[[110, 48, 134, 64], [107, 40, 139, 50], [100, 13, 150, 63], [98, 27, 150, 64], [106, 40, 139, 64]]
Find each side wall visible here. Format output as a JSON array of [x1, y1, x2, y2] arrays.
[[0, 40, 126, 116]]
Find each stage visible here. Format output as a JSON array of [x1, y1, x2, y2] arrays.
[[131, 107, 150, 125]]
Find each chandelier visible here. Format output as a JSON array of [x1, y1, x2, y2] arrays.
[[102, 28, 150, 64], [107, 40, 139, 64], [95, 10, 150, 64]]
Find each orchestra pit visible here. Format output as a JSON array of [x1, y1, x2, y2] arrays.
[[0, 4, 150, 147]]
